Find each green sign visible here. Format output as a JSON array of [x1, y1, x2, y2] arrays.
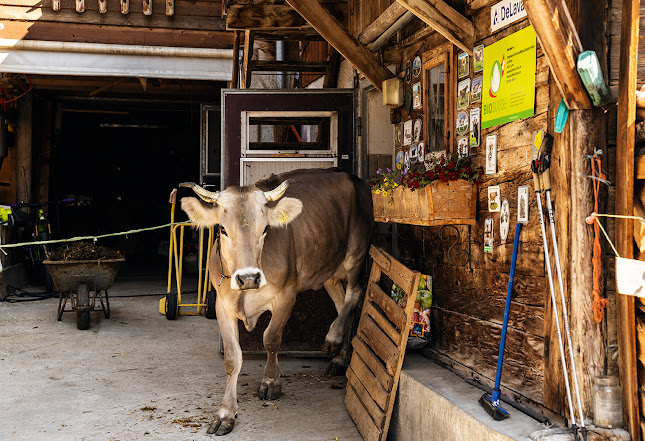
[[481, 25, 536, 129]]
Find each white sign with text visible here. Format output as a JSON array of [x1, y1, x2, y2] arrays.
[[491, 0, 527, 32]]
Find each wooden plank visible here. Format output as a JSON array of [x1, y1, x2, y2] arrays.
[[395, 0, 474, 55], [0, 21, 233, 48], [522, 0, 592, 109], [285, 0, 394, 92], [226, 3, 348, 30], [364, 299, 402, 345], [367, 282, 407, 332], [251, 61, 329, 72], [370, 245, 391, 272], [0, 5, 226, 30], [358, 2, 407, 45], [231, 30, 240, 88], [616, 0, 641, 439], [241, 30, 254, 89], [358, 316, 399, 375], [347, 365, 387, 424], [352, 335, 393, 391], [637, 155, 645, 179], [638, 316, 645, 367], [345, 383, 382, 441], [349, 352, 391, 407]]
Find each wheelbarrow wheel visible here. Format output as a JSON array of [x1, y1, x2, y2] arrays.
[[165, 292, 178, 320], [76, 284, 91, 330], [205, 290, 216, 320]]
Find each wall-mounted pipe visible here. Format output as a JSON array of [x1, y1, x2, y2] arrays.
[[367, 11, 415, 52]]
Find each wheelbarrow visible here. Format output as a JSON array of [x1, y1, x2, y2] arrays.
[[43, 258, 125, 330]]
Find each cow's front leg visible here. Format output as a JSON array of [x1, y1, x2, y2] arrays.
[[208, 298, 241, 436], [259, 295, 296, 400]]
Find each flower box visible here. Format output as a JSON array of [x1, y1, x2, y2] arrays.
[[372, 179, 477, 226]]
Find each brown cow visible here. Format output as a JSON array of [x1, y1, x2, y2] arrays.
[[180, 168, 374, 435]]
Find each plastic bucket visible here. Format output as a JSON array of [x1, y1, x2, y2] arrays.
[[616, 257, 645, 297]]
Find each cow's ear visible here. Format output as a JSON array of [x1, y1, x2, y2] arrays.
[[181, 197, 220, 228], [266, 197, 303, 227]]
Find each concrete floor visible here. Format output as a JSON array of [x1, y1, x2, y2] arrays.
[[0, 278, 361, 441]]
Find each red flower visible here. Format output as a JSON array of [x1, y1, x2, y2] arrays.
[[464, 166, 472, 174], [448, 162, 456, 169], [437, 171, 446, 179], [448, 171, 458, 180]]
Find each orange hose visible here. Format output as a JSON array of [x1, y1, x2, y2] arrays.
[[591, 155, 608, 322]]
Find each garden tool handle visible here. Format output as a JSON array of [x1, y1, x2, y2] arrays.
[[541, 167, 551, 192], [531, 160, 541, 192]]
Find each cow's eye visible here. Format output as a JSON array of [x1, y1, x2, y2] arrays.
[[220, 226, 228, 237]]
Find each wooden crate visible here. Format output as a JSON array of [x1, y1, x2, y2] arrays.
[[372, 179, 477, 227], [345, 245, 421, 441]]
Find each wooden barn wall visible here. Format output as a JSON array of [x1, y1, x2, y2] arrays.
[[388, 2, 554, 411], [300, 41, 328, 88], [0, 0, 231, 48], [610, 1, 645, 435]]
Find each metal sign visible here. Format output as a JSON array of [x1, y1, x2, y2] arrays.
[[491, 0, 527, 32]]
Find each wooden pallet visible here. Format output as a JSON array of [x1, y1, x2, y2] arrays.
[[345, 245, 420, 441]]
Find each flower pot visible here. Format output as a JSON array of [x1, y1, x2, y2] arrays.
[[372, 179, 477, 226]]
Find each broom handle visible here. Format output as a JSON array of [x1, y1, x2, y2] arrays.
[[492, 222, 522, 403]]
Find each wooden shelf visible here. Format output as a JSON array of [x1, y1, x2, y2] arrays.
[[373, 216, 476, 227]]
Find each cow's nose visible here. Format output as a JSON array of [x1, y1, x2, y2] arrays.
[[235, 272, 261, 290]]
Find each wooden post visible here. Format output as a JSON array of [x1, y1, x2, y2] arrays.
[[143, 0, 152, 16], [615, 0, 640, 438], [16, 95, 32, 206], [98, 0, 107, 13], [241, 30, 254, 90], [523, 0, 592, 109], [395, 0, 474, 55], [285, 0, 394, 92], [231, 30, 240, 89], [121, 0, 129, 14]]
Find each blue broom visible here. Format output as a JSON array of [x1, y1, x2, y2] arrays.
[[479, 222, 522, 420]]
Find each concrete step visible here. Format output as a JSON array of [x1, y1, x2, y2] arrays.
[[388, 353, 546, 441]]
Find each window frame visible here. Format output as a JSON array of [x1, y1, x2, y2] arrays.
[[422, 44, 454, 157]]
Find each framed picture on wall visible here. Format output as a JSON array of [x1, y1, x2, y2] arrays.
[[458, 51, 469, 78], [471, 76, 483, 103], [456, 111, 469, 136], [485, 134, 497, 174], [458, 137, 469, 158], [457, 78, 470, 110], [473, 44, 484, 73], [469, 107, 480, 147]]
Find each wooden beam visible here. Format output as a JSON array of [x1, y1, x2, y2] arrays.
[[231, 30, 240, 89], [616, 0, 641, 437], [226, 3, 347, 31], [395, 0, 474, 55], [241, 30, 254, 89], [251, 61, 329, 72], [285, 0, 394, 92], [523, 0, 591, 109], [358, 2, 407, 45]]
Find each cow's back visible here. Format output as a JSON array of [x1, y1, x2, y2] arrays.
[[256, 168, 374, 290]]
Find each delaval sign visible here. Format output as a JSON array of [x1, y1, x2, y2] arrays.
[[491, 0, 527, 32]]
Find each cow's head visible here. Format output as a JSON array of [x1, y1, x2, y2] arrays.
[[179, 181, 303, 290]]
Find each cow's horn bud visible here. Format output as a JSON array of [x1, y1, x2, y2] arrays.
[[179, 182, 220, 203], [264, 180, 293, 202]]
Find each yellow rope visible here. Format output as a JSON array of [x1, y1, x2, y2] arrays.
[[0, 221, 188, 251], [587, 212, 645, 258]]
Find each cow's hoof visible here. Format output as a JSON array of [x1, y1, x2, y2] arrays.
[[323, 339, 342, 358], [207, 416, 235, 436], [259, 380, 282, 400], [325, 357, 347, 376]]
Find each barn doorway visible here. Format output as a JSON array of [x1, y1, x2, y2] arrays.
[[47, 98, 204, 277]]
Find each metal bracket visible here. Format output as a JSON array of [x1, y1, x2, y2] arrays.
[[438, 224, 473, 273]]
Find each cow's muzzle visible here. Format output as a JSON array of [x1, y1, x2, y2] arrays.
[[232, 268, 266, 290]]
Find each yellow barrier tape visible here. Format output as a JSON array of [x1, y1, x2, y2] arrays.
[[0, 221, 188, 250]]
